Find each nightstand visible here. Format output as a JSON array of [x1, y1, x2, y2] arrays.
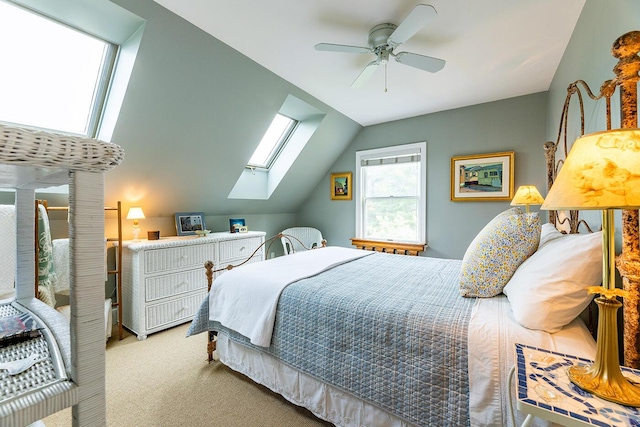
[[512, 343, 640, 426]]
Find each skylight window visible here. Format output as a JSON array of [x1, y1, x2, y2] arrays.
[[0, 1, 117, 137], [248, 114, 297, 169]]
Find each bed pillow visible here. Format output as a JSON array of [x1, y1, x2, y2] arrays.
[[538, 222, 565, 248], [503, 230, 603, 333], [459, 207, 541, 298]]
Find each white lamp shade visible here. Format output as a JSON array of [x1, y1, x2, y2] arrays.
[[542, 129, 640, 210], [126, 206, 145, 220], [511, 185, 544, 206]]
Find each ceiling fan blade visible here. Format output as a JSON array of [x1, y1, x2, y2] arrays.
[[387, 4, 437, 47], [394, 52, 445, 73], [351, 60, 379, 88], [315, 43, 372, 54]]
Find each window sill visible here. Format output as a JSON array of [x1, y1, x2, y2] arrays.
[[349, 238, 426, 256]]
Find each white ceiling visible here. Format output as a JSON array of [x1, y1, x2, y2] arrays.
[[152, 0, 585, 127]]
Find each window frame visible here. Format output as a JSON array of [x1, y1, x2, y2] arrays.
[[355, 142, 427, 244], [247, 113, 298, 170], [0, 1, 118, 138]]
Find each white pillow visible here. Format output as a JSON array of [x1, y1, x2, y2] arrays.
[[538, 222, 564, 248], [503, 230, 603, 333], [459, 207, 540, 298]]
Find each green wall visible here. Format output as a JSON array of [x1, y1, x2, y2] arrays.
[[547, 0, 640, 141], [21, 0, 639, 260], [546, 0, 640, 235], [297, 0, 640, 260], [101, 0, 361, 243], [297, 92, 548, 260]]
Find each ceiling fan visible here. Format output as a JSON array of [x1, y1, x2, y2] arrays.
[[315, 4, 446, 89]]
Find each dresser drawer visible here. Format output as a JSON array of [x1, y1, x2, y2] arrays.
[[145, 291, 206, 331], [144, 244, 215, 274], [145, 269, 207, 302], [219, 237, 263, 262]]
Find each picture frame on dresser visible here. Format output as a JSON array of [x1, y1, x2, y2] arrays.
[[174, 212, 205, 236], [229, 218, 245, 233]]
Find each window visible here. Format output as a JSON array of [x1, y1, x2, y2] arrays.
[[355, 142, 427, 243], [0, 1, 117, 137], [247, 114, 297, 169]]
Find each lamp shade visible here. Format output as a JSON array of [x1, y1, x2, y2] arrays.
[[511, 185, 544, 207], [542, 129, 640, 210], [126, 206, 145, 220]]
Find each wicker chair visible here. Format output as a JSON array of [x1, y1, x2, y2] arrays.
[[280, 227, 325, 255]]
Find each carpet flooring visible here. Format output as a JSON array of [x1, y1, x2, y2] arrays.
[[43, 323, 333, 426]]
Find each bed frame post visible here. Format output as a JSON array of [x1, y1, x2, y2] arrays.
[[204, 261, 217, 362], [611, 31, 640, 369], [543, 141, 557, 227]]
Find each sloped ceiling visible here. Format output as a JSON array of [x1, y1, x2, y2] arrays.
[[152, 0, 586, 126]]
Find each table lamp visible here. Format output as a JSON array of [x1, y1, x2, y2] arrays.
[[542, 128, 640, 407], [510, 185, 544, 213], [126, 206, 145, 241]]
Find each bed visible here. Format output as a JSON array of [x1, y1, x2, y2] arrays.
[[188, 227, 601, 426], [187, 31, 640, 427]]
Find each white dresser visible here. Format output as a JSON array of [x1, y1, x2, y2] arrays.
[[120, 231, 266, 340]]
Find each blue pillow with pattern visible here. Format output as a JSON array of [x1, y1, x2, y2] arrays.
[[459, 207, 540, 297]]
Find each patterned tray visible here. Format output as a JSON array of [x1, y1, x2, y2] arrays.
[[515, 343, 640, 426], [0, 303, 65, 404]]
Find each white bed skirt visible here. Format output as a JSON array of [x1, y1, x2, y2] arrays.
[[216, 295, 597, 427], [217, 333, 416, 427]]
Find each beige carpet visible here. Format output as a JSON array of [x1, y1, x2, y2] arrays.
[[43, 324, 333, 426]]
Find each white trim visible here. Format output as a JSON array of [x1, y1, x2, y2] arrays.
[[355, 142, 427, 243]]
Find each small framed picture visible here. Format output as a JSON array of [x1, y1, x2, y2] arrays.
[[174, 212, 206, 236], [330, 172, 352, 200], [229, 218, 245, 233], [450, 151, 515, 202]]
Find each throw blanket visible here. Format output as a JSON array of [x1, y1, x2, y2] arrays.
[[189, 253, 475, 426], [208, 246, 371, 346]]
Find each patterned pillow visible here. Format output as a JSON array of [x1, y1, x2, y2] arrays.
[[37, 204, 57, 307], [459, 207, 540, 297]]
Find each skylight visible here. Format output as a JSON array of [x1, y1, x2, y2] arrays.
[[0, 1, 117, 137], [248, 114, 297, 169]]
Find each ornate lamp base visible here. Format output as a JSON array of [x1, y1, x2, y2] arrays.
[[567, 297, 640, 407]]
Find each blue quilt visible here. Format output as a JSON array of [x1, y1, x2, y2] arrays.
[[188, 252, 474, 427]]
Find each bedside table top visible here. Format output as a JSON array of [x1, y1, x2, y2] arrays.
[[515, 343, 640, 426]]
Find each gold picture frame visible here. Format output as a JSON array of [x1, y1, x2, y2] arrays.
[[330, 172, 352, 200], [450, 151, 515, 202]]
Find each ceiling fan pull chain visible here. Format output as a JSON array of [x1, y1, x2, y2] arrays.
[[385, 62, 388, 93]]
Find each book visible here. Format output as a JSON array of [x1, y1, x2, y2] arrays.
[[0, 312, 41, 346]]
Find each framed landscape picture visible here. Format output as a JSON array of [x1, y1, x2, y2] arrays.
[[450, 151, 514, 202], [330, 172, 352, 200], [174, 212, 206, 236]]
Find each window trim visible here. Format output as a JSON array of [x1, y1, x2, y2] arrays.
[[355, 142, 427, 244], [86, 42, 118, 137], [247, 113, 298, 170], [0, 1, 119, 138]]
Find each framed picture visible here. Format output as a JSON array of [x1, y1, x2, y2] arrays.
[[174, 212, 206, 236], [450, 151, 514, 202], [229, 218, 245, 233], [330, 172, 352, 200]]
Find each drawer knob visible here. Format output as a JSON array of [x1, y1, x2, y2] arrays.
[[178, 281, 188, 287], [240, 246, 246, 252]]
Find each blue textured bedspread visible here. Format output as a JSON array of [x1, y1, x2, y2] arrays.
[[188, 252, 474, 427]]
